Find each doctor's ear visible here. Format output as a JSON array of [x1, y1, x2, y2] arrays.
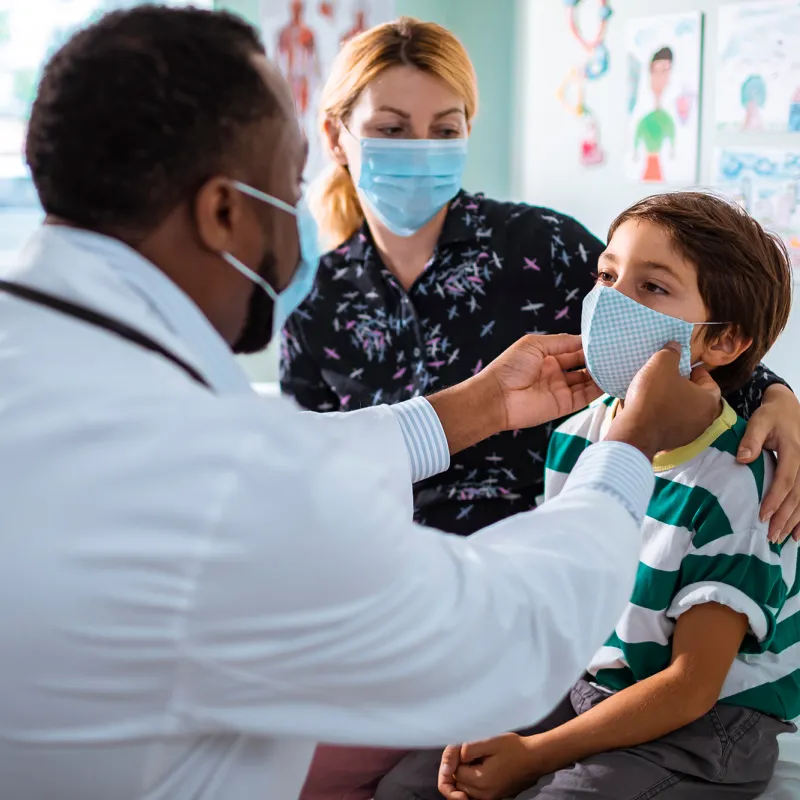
[[697, 325, 753, 369], [323, 118, 348, 166], [193, 177, 246, 253]]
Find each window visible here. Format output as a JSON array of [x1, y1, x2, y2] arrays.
[[0, 0, 212, 266]]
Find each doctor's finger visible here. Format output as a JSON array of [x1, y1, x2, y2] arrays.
[[553, 349, 586, 371], [690, 366, 721, 398], [571, 378, 603, 408], [564, 368, 595, 387], [529, 333, 583, 357]]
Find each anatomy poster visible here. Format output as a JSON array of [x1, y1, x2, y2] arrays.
[[714, 147, 800, 275], [624, 12, 703, 185], [260, 0, 395, 182], [716, 1, 800, 133]]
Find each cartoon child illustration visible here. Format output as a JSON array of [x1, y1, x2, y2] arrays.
[[634, 46, 676, 182], [741, 74, 767, 131]]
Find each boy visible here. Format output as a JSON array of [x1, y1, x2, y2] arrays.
[[375, 192, 796, 800]]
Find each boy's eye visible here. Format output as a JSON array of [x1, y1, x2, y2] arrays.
[[597, 271, 615, 284], [643, 281, 668, 295]]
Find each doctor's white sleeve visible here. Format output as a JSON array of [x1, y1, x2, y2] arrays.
[[178, 402, 652, 748]]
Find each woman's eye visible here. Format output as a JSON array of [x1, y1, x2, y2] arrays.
[[436, 129, 460, 138], [377, 126, 404, 137]]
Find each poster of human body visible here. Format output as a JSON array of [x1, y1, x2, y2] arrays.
[[261, 0, 395, 182], [624, 12, 702, 184], [714, 147, 800, 275], [716, 0, 800, 134]]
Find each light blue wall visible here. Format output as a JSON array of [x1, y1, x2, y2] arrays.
[[219, 0, 517, 199]]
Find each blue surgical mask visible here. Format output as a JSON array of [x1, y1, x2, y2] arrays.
[[221, 181, 321, 336], [354, 135, 468, 237], [582, 285, 721, 399]]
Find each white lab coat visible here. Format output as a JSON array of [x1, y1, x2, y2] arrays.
[[0, 227, 647, 800]]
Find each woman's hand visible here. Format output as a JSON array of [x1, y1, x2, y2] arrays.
[[484, 333, 601, 432], [736, 384, 800, 543], [447, 733, 546, 800]]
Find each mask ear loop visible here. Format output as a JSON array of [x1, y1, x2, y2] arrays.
[[221, 180, 297, 301]]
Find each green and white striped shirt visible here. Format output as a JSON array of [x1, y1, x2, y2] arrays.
[[546, 397, 800, 720]]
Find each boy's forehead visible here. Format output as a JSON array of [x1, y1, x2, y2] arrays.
[[606, 219, 695, 272]]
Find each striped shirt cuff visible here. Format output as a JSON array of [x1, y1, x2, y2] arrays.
[[391, 397, 450, 483], [563, 441, 654, 525]]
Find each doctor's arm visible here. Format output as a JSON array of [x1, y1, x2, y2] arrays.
[[177, 343, 720, 748]]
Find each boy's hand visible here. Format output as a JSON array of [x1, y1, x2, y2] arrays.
[[437, 745, 467, 800], [448, 733, 547, 800], [607, 343, 721, 460], [736, 383, 800, 543]]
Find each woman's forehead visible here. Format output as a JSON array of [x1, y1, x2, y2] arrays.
[[354, 66, 466, 115]]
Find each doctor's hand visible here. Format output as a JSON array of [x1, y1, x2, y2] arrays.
[[607, 343, 721, 462], [428, 334, 600, 456], [484, 333, 602, 432]]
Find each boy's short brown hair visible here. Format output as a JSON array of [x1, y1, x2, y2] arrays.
[[608, 192, 793, 394]]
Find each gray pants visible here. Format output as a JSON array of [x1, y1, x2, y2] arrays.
[[374, 679, 795, 800]]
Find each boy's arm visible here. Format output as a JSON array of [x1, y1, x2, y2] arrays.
[[454, 603, 747, 797], [521, 602, 747, 773]]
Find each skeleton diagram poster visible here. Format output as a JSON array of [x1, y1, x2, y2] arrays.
[[260, 0, 396, 182]]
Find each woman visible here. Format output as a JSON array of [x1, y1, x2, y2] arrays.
[[280, 17, 800, 800]]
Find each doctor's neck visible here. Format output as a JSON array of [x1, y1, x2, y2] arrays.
[[367, 206, 449, 292]]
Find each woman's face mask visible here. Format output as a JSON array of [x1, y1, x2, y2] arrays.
[[345, 128, 468, 237]]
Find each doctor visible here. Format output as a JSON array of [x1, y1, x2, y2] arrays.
[[0, 7, 721, 800]]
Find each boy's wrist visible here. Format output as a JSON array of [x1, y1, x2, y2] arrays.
[[522, 731, 577, 776]]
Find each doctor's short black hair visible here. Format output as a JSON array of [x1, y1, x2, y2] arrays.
[[25, 5, 278, 235]]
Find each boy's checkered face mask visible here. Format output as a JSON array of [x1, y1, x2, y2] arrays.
[[582, 285, 698, 400]]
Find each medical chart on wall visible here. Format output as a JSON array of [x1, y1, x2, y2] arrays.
[[260, 0, 395, 183], [714, 147, 800, 275], [716, 0, 800, 134], [0, 0, 212, 196], [624, 12, 703, 185]]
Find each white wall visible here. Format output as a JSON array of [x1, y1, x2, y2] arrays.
[[514, 0, 800, 389]]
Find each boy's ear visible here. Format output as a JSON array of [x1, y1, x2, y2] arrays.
[[699, 325, 753, 369]]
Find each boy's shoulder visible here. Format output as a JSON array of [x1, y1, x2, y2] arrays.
[[654, 405, 775, 536]]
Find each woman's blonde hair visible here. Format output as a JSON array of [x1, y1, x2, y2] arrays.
[[311, 17, 478, 248]]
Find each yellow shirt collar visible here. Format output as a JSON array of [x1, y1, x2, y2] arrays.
[[603, 398, 738, 472]]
